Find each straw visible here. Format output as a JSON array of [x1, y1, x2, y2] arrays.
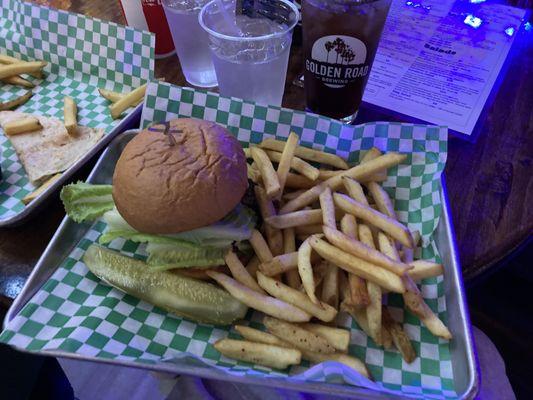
[[214, 0, 242, 36]]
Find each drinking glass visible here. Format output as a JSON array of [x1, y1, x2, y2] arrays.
[[162, 0, 218, 87], [199, 0, 299, 106], [302, 0, 392, 122]]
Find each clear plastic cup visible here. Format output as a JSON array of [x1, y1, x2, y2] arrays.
[[199, 0, 299, 106], [162, 0, 218, 87]]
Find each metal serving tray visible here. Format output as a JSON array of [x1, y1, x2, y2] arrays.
[[0, 105, 141, 227], [4, 131, 479, 399]]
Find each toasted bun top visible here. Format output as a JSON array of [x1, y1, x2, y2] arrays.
[[112, 118, 247, 234]]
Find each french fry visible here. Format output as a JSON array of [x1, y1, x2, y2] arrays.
[[340, 214, 358, 240], [0, 61, 47, 80], [63, 96, 77, 135], [110, 83, 147, 119], [317, 169, 341, 180], [275, 132, 299, 195], [214, 339, 301, 369], [257, 272, 337, 322], [259, 251, 298, 276], [338, 269, 350, 301], [207, 271, 311, 322], [378, 233, 452, 340], [0, 90, 32, 111], [308, 236, 405, 293], [260, 138, 349, 169], [357, 224, 375, 247], [348, 274, 370, 308], [245, 255, 260, 279], [382, 308, 416, 363], [364, 281, 382, 342], [402, 274, 452, 339], [357, 224, 383, 346], [318, 187, 336, 229], [98, 88, 129, 103], [259, 250, 320, 277], [265, 209, 323, 229], [281, 153, 406, 213], [283, 228, 301, 289], [234, 325, 289, 347], [225, 251, 265, 294], [343, 177, 367, 204], [408, 260, 444, 281], [301, 351, 370, 379], [402, 231, 421, 264], [2, 116, 41, 135], [318, 169, 386, 183], [366, 181, 395, 219], [2, 75, 34, 88], [321, 263, 339, 309], [254, 186, 283, 256], [249, 229, 274, 263], [21, 173, 61, 205], [263, 317, 335, 354], [265, 149, 320, 181], [333, 193, 414, 248], [300, 323, 350, 353], [339, 212, 370, 309], [251, 147, 281, 198], [341, 301, 371, 336], [0, 54, 43, 78], [285, 173, 315, 189], [323, 226, 412, 275], [360, 147, 382, 163], [283, 189, 306, 201], [247, 163, 262, 183], [298, 236, 318, 304], [341, 285, 389, 351]]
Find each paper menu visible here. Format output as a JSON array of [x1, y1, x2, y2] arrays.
[[363, 0, 527, 137]]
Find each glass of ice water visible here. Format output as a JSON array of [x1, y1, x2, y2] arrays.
[[162, 0, 218, 87], [199, 0, 299, 106]]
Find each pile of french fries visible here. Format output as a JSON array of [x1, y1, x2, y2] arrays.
[[0, 52, 146, 120], [208, 133, 451, 377]]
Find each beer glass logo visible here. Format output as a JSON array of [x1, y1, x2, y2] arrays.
[[306, 35, 369, 88]]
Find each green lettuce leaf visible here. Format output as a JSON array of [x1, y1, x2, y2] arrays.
[[172, 204, 256, 244], [60, 182, 114, 223], [146, 243, 226, 270], [100, 205, 255, 247]]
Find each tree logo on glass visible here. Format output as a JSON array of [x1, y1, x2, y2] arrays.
[[306, 35, 369, 88]]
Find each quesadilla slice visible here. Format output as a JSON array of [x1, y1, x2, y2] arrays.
[[0, 111, 104, 185]]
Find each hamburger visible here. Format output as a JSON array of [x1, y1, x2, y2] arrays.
[[112, 118, 248, 234], [61, 118, 256, 324]]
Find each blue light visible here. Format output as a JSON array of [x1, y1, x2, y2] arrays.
[[469, 0, 486, 3], [464, 14, 483, 29], [504, 27, 515, 37], [404, 1, 431, 11], [525, 22, 532, 32]]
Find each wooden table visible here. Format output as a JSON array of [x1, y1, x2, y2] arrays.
[[0, 0, 531, 307]]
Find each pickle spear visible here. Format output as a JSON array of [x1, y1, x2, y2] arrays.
[[82, 244, 248, 325]]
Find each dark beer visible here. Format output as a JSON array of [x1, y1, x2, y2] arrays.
[[302, 0, 391, 121]]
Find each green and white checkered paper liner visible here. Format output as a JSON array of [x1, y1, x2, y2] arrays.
[[1, 82, 456, 398], [0, 0, 154, 220]]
